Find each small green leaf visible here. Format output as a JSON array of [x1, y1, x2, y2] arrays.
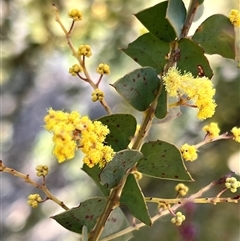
[[120, 174, 152, 226], [166, 0, 186, 38], [52, 197, 107, 234], [100, 150, 143, 189], [137, 140, 193, 181], [135, 1, 176, 42], [98, 114, 137, 152], [112, 67, 160, 111], [178, 38, 213, 78], [121, 33, 169, 73], [155, 86, 168, 119], [82, 164, 110, 197], [192, 14, 235, 59]]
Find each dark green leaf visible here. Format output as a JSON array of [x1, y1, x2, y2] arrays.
[[121, 33, 169, 73], [120, 174, 152, 226], [166, 0, 186, 38], [178, 38, 213, 78], [100, 149, 143, 189], [192, 14, 235, 59], [82, 164, 110, 197], [98, 114, 137, 152], [135, 1, 176, 42], [137, 140, 193, 181], [154, 86, 168, 119], [52, 197, 107, 234], [112, 67, 160, 111]]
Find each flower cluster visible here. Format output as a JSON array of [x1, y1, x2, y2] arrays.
[[171, 212, 186, 226], [91, 89, 105, 102], [44, 109, 114, 168], [202, 122, 220, 139], [28, 194, 42, 208], [68, 9, 83, 21], [69, 64, 83, 76], [180, 144, 198, 162], [225, 177, 240, 193], [229, 9, 240, 27], [36, 165, 49, 177], [96, 63, 110, 75], [163, 68, 216, 120], [77, 44, 92, 57], [175, 183, 189, 196], [231, 127, 240, 143]]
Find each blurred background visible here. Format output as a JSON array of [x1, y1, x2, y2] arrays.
[[1, 0, 240, 240]]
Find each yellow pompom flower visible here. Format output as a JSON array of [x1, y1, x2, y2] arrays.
[[175, 183, 189, 196], [28, 194, 42, 208], [163, 68, 216, 120], [96, 63, 110, 75], [91, 89, 105, 102], [68, 9, 83, 21], [180, 144, 198, 162], [229, 9, 240, 27], [78, 45, 92, 57], [231, 127, 240, 143], [36, 165, 49, 177], [202, 122, 220, 139], [44, 109, 114, 167], [69, 64, 83, 76]]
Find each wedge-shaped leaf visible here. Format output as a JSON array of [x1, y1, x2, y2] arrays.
[[135, 1, 176, 42], [98, 114, 137, 152], [52, 197, 106, 234], [82, 164, 110, 197], [155, 86, 168, 119], [120, 174, 152, 226], [192, 14, 235, 59], [112, 67, 160, 111], [121, 33, 169, 73], [52, 197, 132, 240], [100, 150, 143, 189], [166, 0, 186, 38], [137, 140, 193, 181], [178, 38, 213, 78]]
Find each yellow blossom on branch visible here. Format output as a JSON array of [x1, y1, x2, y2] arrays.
[[202, 122, 220, 139], [225, 177, 240, 193], [180, 143, 198, 162], [68, 9, 83, 21], [36, 165, 49, 177], [171, 212, 186, 226], [175, 183, 189, 196], [163, 68, 216, 120], [96, 63, 110, 75], [231, 127, 240, 143], [44, 109, 114, 167], [229, 9, 240, 27]]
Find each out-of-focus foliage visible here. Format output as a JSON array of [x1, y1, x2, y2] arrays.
[[2, 0, 239, 241]]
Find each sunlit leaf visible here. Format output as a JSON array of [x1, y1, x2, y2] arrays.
[[137, 140, 193, 181]]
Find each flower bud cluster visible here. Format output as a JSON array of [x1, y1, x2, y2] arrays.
[[77, 45, 92, 57], [96, 63, 110, 75], [91, 89, 105, 102], [68, 9, 83, 21], [69, 64, 83, 76], [171, 212, 186, 226], [175, 183, 189, 196], [27, 194, 42, 208], [36, 165, 49, 177], [225, 177, 240, 193]]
